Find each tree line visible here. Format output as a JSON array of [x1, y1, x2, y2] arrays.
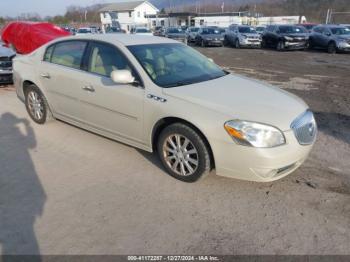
[[0, 0, 349, 26]]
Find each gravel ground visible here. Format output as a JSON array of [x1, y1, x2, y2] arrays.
[[0, 48, 349, 255]]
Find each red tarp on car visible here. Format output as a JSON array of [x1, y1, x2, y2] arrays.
[[1, 22, 71, 54]]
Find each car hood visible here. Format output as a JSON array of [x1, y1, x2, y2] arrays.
[[202, 34, 222, 39], [163, 74, 308, 131], [0, 46, 16, 57]]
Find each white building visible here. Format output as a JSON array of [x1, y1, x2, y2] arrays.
[[257, 16, 307, 25], [100, 0, 159, 32], [146, 12, 257, 28]]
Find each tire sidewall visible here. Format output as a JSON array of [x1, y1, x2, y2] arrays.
[[157, 123, 210, 183], [25, 85, 47, 124]]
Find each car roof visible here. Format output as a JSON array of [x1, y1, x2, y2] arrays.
[[60, 34, 177, 46]]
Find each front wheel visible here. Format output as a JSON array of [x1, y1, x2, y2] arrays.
[[25, 84, 52, 124], [327, 42, 337, 54], [235, 39, 240, 48], [157, 123, 211, 182], [277, 40, 285, 51]]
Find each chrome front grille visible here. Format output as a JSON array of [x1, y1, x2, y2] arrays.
[[291, 110, 317, 145]]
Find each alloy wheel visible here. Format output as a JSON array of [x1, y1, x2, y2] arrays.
[[162, 134, 199, 176], [27, 90, 44, 121]]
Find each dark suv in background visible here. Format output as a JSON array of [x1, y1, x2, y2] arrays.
[[262, 25, 309, 51], [0, 43, 16, 84], [309, 25, 350, 53]]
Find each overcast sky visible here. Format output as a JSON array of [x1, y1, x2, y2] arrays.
[[0, 0, 132, 17]]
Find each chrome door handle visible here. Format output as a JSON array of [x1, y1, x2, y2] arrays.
[[82, 85, 95, 92], [41, 73, 51, 79]]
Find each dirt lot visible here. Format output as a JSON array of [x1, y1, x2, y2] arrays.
[[0, 48, 349, 255]]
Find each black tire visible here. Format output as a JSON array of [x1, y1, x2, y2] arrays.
[[157, 123, 211, 183], [25, 84, 52, 124], [277, 40, 285, 51], [201, 39, 206, 47], [261, 39, 267, 48], [308, 38, 314, 50], [235, 39, 240, 48], [327, 42, 337, 54], [223, 37, 229, 47]]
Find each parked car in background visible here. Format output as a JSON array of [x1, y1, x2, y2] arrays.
[[106, 27, 124, 34], [262, 25, 309, 51], [14, 34, 316, 183], [0, 44, 15, 84], [224, 25, 261, 48], [164, 27, 187, 44], [131, 27, 153, 36], [255, 26, 266, 35], [1, 22, 70, 54], [153, 26, 163, 36], [195, 27, 224, 47], [186, 27, 200, 43], [340, 24, 350, 29], [297, 23, 318, 33], [76, 27, 93, 35], [309, 25, 350, 53]]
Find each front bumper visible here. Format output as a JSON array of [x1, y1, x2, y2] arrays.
[[285, 41, 308, 50], [212, 130, 314, 182], [0, 71, 13, 84], [240, 39, 262, 48], [337, 41, 350, 52], [204, 40, 223, 46]]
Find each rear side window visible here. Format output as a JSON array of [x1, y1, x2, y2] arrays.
[[51, 41, 87, 69], [43, 46, 54, 62], [87, 42, 132, 77]]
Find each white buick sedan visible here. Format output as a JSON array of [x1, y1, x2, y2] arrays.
[[13, 35, 317, 182]]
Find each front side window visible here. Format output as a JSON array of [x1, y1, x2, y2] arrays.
[[51, 41, 87, 69], [128, 43, 227, 88], [201, 28, 221, 35], [88, 42, 132, 78]]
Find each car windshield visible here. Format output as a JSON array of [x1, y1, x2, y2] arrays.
[[202, 28, 221, 35], [168, 28, 182, 33], [331, 27, 350, 35], [136, 28, 151, 33], [107, 27, 122, 33], [256, 27, 265, 32], [279, 26, 307, 34], [78, 29, 91, 33], [190, 28, 200, 32], [128, 43, 227, 88], [239, 27, 257, 33]]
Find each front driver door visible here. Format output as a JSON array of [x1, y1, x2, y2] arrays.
[[78, 41, 145, 144]]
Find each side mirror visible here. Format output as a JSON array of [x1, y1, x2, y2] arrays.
[[111, 70, 135, 85]]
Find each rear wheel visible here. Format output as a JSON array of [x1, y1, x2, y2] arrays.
[[327, 42, 337, 54], [25, 84, 52, 124], [157, 123, 211, 183]]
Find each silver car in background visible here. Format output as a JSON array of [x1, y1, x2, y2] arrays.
[[186, 27, 200, 43], [224, 25, 262, 48], [310, 25, 350, 53]]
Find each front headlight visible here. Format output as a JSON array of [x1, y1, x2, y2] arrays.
[[224, 120, 286, 148]]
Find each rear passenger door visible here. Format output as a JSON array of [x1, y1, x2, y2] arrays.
[[40, 40, 88, 122]]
